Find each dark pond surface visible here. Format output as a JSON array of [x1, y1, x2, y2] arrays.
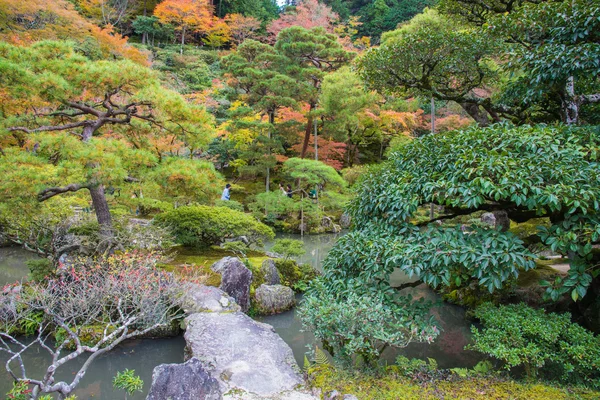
[[0, 233, 484, 398], [0, 247, 185, 399], [260, 234, 485, 369]]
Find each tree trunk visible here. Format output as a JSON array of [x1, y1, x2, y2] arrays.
[[89, 185, 113, 240], [266, 111, 275, 192], [559, 76, 579, 125], [300, 103, 315, 158], [459, 102, 490, 127], [180, 25, 186, 55]]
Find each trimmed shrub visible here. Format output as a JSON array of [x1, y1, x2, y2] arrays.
[[155, 205, 274, 247], [468, 302, 600, 387]]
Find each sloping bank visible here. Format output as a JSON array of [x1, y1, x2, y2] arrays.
[[146, 258, 317, 400]]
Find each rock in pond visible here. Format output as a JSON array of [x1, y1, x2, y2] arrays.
[[254, 284, 295, 315], [339, 213, 351, 229], [146, 357, 221, 400], [211, 257, 252, 312], [178, 283, 240, 313], [184, 311, 306, 397], [261, 259, 281, 285]]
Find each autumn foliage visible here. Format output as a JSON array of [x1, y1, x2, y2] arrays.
[[0, 0, 149, 65], [154, 0, 213, 47], [267, 0, 339, 40]]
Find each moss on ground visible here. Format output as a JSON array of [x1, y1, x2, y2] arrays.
[[309, 366, 600, 400], [161, 246, 271, 287], [517, 260, 566, 287]]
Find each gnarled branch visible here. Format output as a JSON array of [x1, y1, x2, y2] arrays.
[[38, 183, 88, 202]]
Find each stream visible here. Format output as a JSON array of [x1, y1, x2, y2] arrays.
[[0, 233, 483, 398]]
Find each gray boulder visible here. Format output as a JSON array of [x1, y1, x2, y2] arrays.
[[178, 283, 240, 314], [261, 259, 281, 285], [146, 357, 221, 400], [254, 284, 295, 315], [339, 213, 351, 229], [481, 210, 510, 231], [184, 311, 304, 397], [211, 257, 252, 312], [480, 212, 496, 226]]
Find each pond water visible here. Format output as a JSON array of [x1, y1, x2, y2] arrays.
[[260, 233, 485, 369], [0, 233, 483, 398], [0, 336, 185, 399], [0, 247, 185, 399], [0, 247, 38, 286]]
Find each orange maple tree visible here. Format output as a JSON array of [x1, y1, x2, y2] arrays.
[[154, 0, 213, 52], [224, 13, 261, 46]]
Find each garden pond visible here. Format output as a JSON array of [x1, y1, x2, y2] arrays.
[[0, 234, 484, 398]]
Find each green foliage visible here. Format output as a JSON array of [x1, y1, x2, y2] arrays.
[[340, 165, 366, 187], [221, 241, 250, 258], [6, 381, 32, 400], [26, 258, 54, 282], [282, 158, 346, 190], [113, 369, 144, 397], [468, 302, 600, 387], [274, 259, 302, 287], [315, 346, 331, 366], [155, 205, 274, 247], [395, 356, 438, 377], [345, 123, 600, 296], [134, 198, 174, 216], [271, 239, 305, 260], [357, 9, 501, 124], [490, 1, 600, 113], [214, 199, 244, 212], [298, 280, 439, 368]]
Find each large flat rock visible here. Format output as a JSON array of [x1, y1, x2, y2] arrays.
[[184, 311, 305, 397], [178, 283, 240, 314]]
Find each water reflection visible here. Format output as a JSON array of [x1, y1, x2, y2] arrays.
[[0, 247, 38, 286], [265, 232, 343, 271], [259, 234, 485, 369], [0, 337, 185, 399]]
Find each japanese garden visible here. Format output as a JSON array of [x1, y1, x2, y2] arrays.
[[0, 0, 599, 398]]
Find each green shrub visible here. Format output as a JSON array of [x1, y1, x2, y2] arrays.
[[26, 258, 54, 281], [155, 205, 274, 247], [135, 198, 174, 216], [341, 165, 366, 187], [299, 281, 439, 368], [468, 302, 600, 387], [214, 199, 244, 212], [274, 259, 302, 287], [271, 239, 306, 261], [221, 241, 249, 258]]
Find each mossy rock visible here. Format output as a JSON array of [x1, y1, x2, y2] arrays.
[[509, 218, 551, 239], [517, 260, 565, 287], [274, 259, 302, 287], [441, 283, 502, 309]]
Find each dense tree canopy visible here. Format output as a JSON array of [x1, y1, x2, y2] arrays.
[[357, 9, 504, 126], [0, 41, 216, 243], [313, 123, 600, 317]]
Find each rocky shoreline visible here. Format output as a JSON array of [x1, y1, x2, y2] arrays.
[[147, 281, 317, 399], [147, 256, 317, 399]]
